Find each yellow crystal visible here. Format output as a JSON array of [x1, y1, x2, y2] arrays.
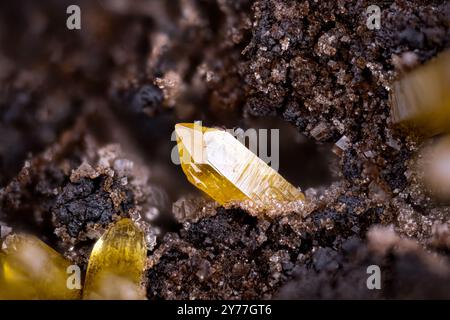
[[82, 218, 147, 300], [175, 123, 305, 211], [390, 50, 450, 136], [0, 234, 81, 300], [417, 135, 450, 201]]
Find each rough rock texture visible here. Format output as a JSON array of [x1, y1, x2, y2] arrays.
[[145, 0, 450, 299], [1, 0, 450, 300], [0, 123, 158, 266], [277, 226, 450, 299], [53, 177, 123, 238]]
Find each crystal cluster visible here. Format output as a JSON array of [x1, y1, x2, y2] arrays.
[[0, 219, 147, 300], [175, 123, 305, 212]]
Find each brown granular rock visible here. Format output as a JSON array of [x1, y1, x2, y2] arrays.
[[1, 0, 450, 300], [240, 0, 450, 196], [0, 118, 158, 265], [146, 185, 393, 299], [0, 123, 85, 241], [51, 142, 138, 244], [147, 208, 289, 299], [52, 175, 133, 241], [236, 0, 450, 260], [172, 195, 218, 224], [277, 226, 450, 299], [147, 173, 449, 299]]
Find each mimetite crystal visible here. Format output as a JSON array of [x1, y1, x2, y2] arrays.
[[82, 218, 147, 300], [175, 123, 305, 210], [0, 234, 80, 299], [390, 50, 450, 136], [418, 135, 450, 201]]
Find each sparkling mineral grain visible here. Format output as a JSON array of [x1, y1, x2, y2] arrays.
[[175, 123, 305, 211], [0, 234, 81, 299], [82, 218, 147, 299]]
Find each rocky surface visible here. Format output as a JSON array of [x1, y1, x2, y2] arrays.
[[1, 0, 449, 299]]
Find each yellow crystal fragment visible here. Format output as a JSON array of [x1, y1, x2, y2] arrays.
[[83, 218, 147, 300], [417, 135, 450, 201], [390, 50, 450, 136], [175, 123, 305, 210], [0, 234, 81, 300]]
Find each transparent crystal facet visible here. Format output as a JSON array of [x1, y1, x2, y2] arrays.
[[0, 234, 81, 300], [82, 219, 147, 300], [175, 123, 305, 210], [390, 50, 450, 136]]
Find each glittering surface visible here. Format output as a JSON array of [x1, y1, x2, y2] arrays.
[[0, 0, 450, 301], [83, 219, 147, 299], [175, 123, 305, 211]]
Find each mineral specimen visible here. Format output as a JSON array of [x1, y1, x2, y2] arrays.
[[390, 50, 450, 136], [417, 135, 450, 201], [0, 234, 80, 299], [175, 123, 305, 211], [82, 218, 147, 299]]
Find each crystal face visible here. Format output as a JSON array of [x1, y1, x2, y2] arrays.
[[390, 50, 450, 136], [175, 123, 305, 210], [83, 218, 147, 300], [418, 135, 450, 201], [0, 234, 81, 300]]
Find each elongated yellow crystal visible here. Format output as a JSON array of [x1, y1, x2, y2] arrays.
[[175, 123, 305, 211], [82, 218, 147, 300], [0, 234, 80, 300], [390, 50, 450, 136]]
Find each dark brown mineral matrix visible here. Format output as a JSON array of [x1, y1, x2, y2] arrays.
[[1, 0, 450, 300]]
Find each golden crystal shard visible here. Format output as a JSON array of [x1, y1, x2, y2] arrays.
[[83, 218, 147, 300], [175, 123, 305, 210], [390, 50, 450, 136], [0, 234, 80, 300], [418, 135, 450, 201]]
